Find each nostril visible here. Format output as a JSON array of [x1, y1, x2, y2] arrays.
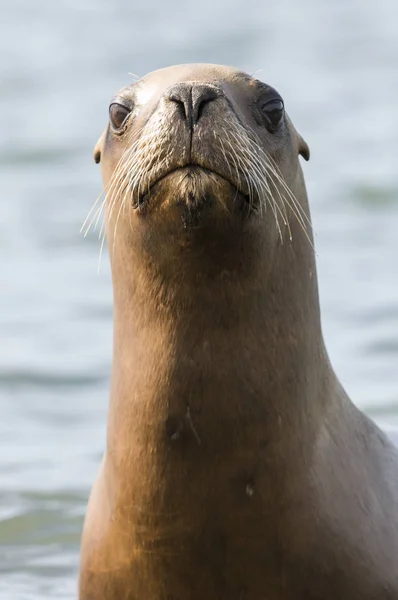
[[192, 86, 219, 123], [166, 84, 191, 121], [166, 83, 220, 125], [168, 90, 189, 120]]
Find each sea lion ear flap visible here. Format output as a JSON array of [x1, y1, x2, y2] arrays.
[[94, 147, 101, 164], [93, 131, 105, 164], [298, 133, 310, 161]]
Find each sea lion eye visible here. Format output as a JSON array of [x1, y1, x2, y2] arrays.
[[109, 103, 131, 131], [260, 99, 284, 132]]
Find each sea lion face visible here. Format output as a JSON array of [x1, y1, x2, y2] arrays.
[[94, 64, 310, 270]]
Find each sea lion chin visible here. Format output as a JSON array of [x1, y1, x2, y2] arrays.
[[136, 165, 252, 227], [79, 63, 398, 600]]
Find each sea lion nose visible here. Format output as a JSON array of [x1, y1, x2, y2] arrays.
[[166, 83, 220, 124]]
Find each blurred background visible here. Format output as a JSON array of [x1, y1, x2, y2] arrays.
[[1, 0, 397, 598]]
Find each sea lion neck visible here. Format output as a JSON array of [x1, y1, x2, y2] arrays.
[[108, 220, 327, 454]]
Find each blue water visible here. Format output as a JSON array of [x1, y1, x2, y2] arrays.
[[1, 0, 398, 597]]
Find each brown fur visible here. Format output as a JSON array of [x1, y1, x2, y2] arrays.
[[79, 64, 398, 599]]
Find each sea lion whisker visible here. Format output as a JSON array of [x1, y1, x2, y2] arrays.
[[264, 164, 308, 238], [265, 153, 312, 228], [264, 162, 315, 248], [112, 187, 128, 255], [95, 199, 108, 239], [88, 200, 110, 239], [82, 158, 132, 236], [108, 142, 149, 211], [82, 136, 141, 236], [263, 171, 292, 242], [231, 131, 263, 213], [82, 195, 106, 238], [98, 201, 108, 242], [266, 164, 307, 224], [96, 153, 136, 234], [265, 165, 304, 228], [230, 130, 279, 219], [250, 68, 264, 78], [219, 129, 244, 204], [229, 136, 257, 208], [131, 159, 151, 204], [220, 129, 251, 207], [126, 134, 168, 202], [241, 149, 293, 236], [106, 168, 133, 244], [267, 190, 284, 243], [109, 164, 132, 210], [214, 132, 234, 184], [95, 172, 134, 269], [221, 129, 256, 210], [226, 125, 317, 277], [226, 130, 284, 238], [241, 131, 311, 236], [224, 127, 272, 217], [97, 226, 107, 274], [215, 132, 247, 208], [81, 189, 106, 236], [141, 152, 170, 200], [252, 153, 292, 237], [216, 132, 251, 209]]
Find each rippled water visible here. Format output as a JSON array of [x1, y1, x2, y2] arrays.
[[1, 0, 398, 597]]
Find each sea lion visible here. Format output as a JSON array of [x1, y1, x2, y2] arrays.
[[79, 64, 398, 599]]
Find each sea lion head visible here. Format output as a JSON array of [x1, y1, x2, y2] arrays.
[[92, 64, 311, 280]]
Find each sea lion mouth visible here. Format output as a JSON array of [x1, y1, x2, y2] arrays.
[[133, 164, 254, 211]]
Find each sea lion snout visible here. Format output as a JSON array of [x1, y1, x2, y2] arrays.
[[165, 82, 222, 126]]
